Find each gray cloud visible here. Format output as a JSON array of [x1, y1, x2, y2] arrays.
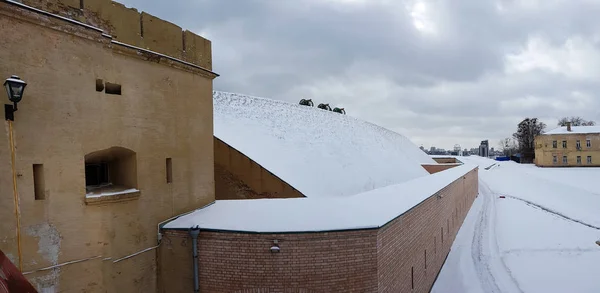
[[119, 0, 600, 150]]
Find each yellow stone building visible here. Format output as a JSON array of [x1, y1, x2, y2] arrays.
[[0, 0, 217, 291], [535, 123, 600, 167]]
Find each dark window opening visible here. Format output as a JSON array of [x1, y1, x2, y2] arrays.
[[552, 141, 557, 148], [96, 79, 104, 92], [166, 158, 173, 183], [85, 162, 110, 187], [105, 82, 122, 95], [424, 250, 427, 270], [33, 164, 45, 200], [411, 266, 414, 290], [441, 227, 444, 244], [84, 147, 137, 196], [79, 0, 84, 9]]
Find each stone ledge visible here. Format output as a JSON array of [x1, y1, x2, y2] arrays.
[[85, 190, 140, 205]]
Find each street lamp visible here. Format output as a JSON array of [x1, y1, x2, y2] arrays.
[[4, 75, 27, 270], [4, 75, 27, 121]]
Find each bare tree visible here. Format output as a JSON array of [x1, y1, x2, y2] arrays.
[[513, 118, 546, 163], [557, 116, 596, 126], [498, 138, 518, 156]]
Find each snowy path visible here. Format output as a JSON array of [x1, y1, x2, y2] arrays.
[[471, 181, 523, 293], [432, 157, 600, 293]]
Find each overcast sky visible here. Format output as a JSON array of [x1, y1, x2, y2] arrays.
[[120, 0, 600, 150]]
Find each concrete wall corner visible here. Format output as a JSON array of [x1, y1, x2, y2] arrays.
[[140, 11, 183, 59], [183, 30, 213, 70]]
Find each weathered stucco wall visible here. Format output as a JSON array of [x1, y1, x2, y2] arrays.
[[214, 137, 305, 199], [160, 168, 479, 292], [0, 2, 216, 292], [535, 133, 600, 167]]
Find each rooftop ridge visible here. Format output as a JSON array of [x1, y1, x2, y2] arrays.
[[543, 125, 600, 135]]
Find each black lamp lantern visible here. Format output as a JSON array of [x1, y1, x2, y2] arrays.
[[4, 75, 27, 121]]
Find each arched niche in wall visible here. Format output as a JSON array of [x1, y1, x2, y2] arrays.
[[84, 146, 138, 198]]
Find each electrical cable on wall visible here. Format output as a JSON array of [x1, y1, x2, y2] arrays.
[[8, 120, 23, 271]]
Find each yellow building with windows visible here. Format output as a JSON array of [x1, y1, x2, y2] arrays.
[[535, 124, 600, 167]]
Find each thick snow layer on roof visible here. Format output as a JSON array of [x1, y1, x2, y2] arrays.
[[543, 126, 600, 135], [213, 91, 435, 198], [164, 163, 476, 232]]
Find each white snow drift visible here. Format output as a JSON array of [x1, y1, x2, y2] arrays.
[[213, 91, 435, 198]]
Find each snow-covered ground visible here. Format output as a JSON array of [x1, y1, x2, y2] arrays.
[[432, 156, 600, 293]]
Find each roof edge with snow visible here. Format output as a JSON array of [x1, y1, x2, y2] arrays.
[[542, 126, 600, 135], [162, 163, 478, 234]]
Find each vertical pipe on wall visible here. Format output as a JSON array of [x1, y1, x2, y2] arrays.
[[189, 226, 201, 293], [8, 120, 23, 270]]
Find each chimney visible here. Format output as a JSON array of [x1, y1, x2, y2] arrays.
[[566, 122, 572, 132]]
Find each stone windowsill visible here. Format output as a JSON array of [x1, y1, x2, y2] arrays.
[[85, 186, 140, 205]]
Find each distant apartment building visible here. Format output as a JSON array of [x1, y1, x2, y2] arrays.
[[479, 140, 489, 157], [535, 123, 600, 167]]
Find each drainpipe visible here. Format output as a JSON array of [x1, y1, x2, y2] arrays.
[[189, 225, 200, 293]]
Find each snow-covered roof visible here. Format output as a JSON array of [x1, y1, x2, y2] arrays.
[[543, 126, 600, 135], [164, 163, 477, 233], [213, 91, 435, 198]]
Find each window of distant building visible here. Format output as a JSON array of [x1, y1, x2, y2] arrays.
[[562, 141, 567, 148], [552, 141, 557, 148], [563, 156, 568, 164], [84, 147, 139, 201], [553, 155, 557, 164], [587, 156, 592, 164], [587, 139, 592, 148], [576, 140, 581, 149], [577, 156, 582, 164]]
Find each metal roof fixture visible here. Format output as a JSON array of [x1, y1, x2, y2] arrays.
[[299, 98, 314, 107], [317, 103, 332, 111], [333, 107, 346, 114]]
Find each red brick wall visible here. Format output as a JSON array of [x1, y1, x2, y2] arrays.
[[160, 229, 378, 292], [377, 168, 478, 292], [159, 167, 478, 292], [432, 157, 459, 164]]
